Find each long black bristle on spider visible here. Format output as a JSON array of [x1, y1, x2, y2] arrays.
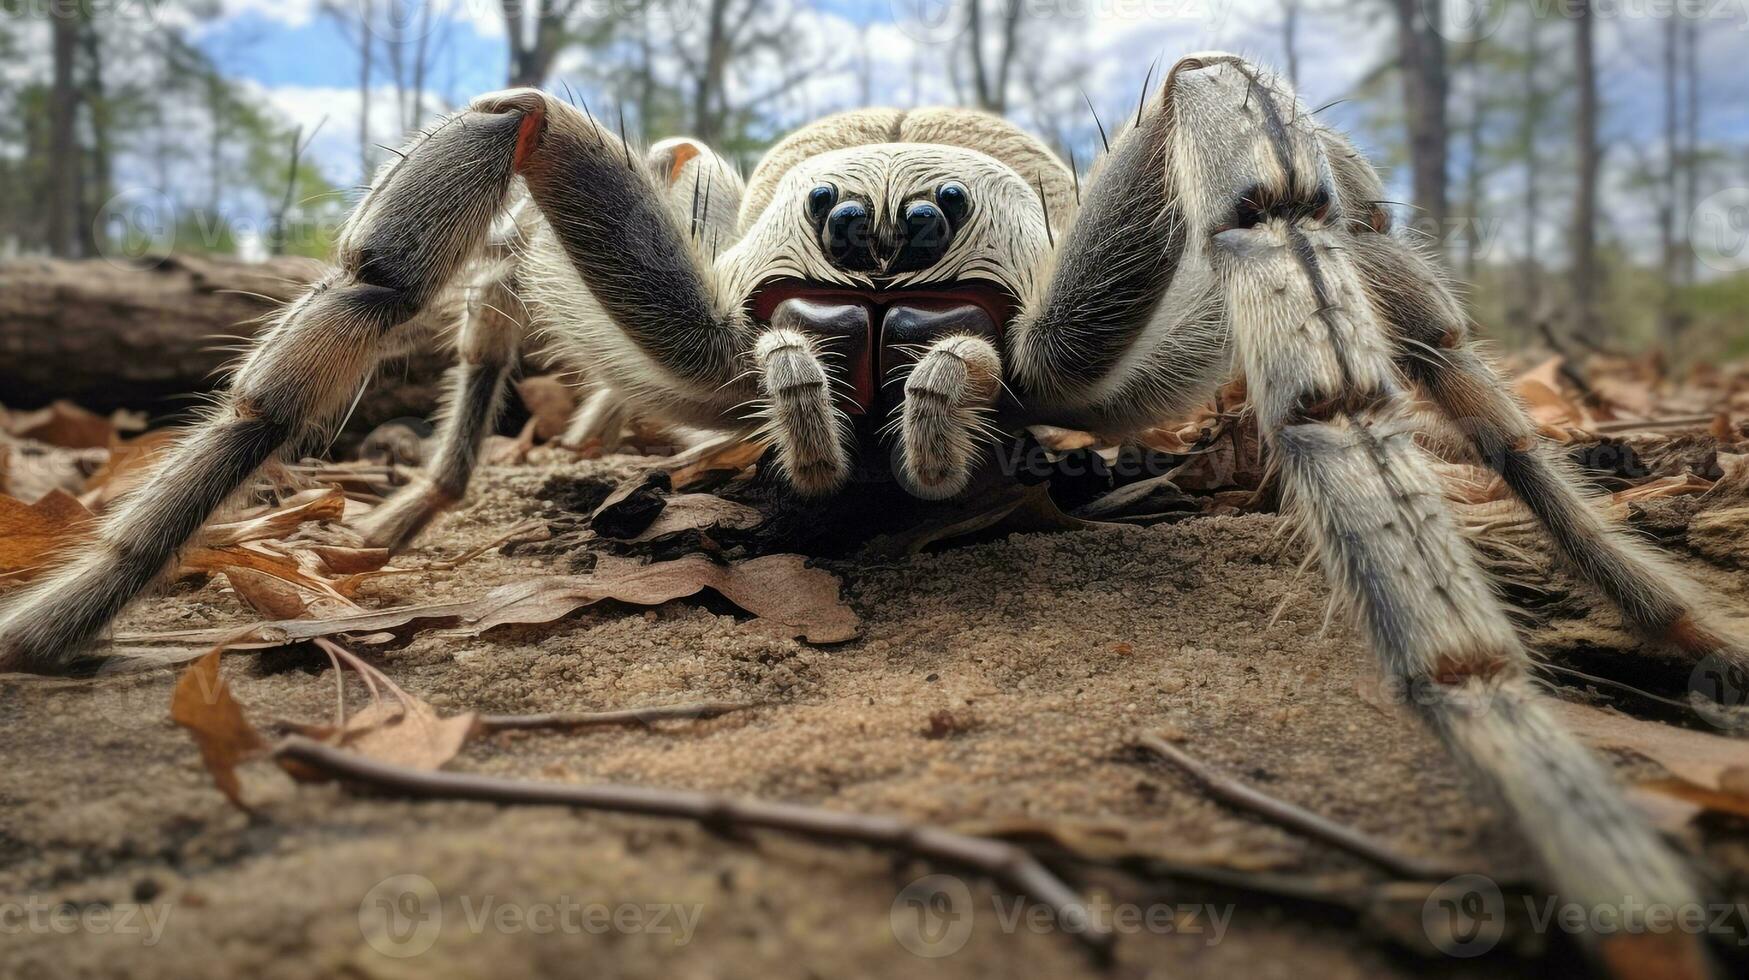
[[616, 105, 634, 170], [1081, 88, 1110, 154], [1035, 174, 1054, 248], [1136, 56, 1159, 128], [1068, 148, 1081, 206], [702, 168, 714, 232], [690, 168, 703, 241], [578, 95, 605, 146], [559, 78, 579, 109], [1311, 98, 1349, 117]]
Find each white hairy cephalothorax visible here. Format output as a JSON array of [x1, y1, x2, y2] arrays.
[[1, 53, 1740, 971]]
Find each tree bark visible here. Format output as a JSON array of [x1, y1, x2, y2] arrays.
[[1391, 0, 1449, 252], [1571, 0, 1600, 338], [0, 256, 452, 428], [47, 12, 81, 258]]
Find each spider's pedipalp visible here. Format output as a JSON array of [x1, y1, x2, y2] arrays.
[[894, 335, 1002, 500], [752, 326, 851, 496]]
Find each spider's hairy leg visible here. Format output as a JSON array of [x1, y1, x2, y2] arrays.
[[752, 323, 850, 496], [1181, 54, 1705, 971], [482, 91, 753, 434], [557, 137, 749, 453], [1353, 226, 1748, 681], [1005, 58, 1228, 433], [356, 211, 530, 552], [0, 103, 534, 673], [894, 335, 1002, 500]]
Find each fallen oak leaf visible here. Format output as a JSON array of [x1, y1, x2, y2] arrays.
[[170, 649, 267, 808]]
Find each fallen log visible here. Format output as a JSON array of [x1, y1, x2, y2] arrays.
[[0, 254, 453, 430]]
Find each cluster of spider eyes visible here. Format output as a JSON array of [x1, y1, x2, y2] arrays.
[[804, 180, 972, 228], [806, 180, 973, 273]]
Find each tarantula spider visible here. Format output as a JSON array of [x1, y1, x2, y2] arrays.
[[2, 51, 1742, 971]]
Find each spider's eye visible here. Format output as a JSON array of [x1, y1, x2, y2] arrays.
[[807, 184, 838, 227], [935, 181, 971, 225]]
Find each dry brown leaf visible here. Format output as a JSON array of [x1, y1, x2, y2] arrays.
[[302, 699, 478, 773], [170, 649, 266, 808], [1024, 425, 1101, 453], [631, 493, 764, 541], [0, 489, 96, 586], [184, 543, 362, 610], [1552, 701, 1749, 825], [202, 488, 348, 547], [306, 545, 392, 575], [664, 437, 767, 490], [222, 567, 354, 620], [1516, 356, 1581, 427], [484, 417, 538, 465], [3, 400, 137, 449], [80, 429, 179, 510], [1612, 473, 1714, 503], [515, 375, 578, 442], [128, 552, 860, 648]]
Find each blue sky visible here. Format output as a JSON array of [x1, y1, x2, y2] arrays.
[[140, 0, 1749, 262]]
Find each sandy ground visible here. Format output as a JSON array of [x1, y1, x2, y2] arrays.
[[4, 452, 1748, 979]]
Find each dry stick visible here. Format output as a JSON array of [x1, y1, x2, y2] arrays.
[[1135, 734, 1454, 881], [274, 736, 1114, 956], [476, 700, 758, 734]]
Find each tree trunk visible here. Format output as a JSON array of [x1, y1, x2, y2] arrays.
[[1571, 0, 1600, 338], [1658, 16, 1679, 345], [1518, 11, 1543, 331], [0, 256, 452, 429], [1392, 0, 1449, 252], [47, 12, 80, 258]]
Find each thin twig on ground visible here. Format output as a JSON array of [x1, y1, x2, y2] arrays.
[[476, 700, 759, 734], [1135, 734, 1456, 881], [274, 735, 1114, 956]]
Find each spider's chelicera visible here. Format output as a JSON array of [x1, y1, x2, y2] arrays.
[[2, 52, 1743, 970]]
